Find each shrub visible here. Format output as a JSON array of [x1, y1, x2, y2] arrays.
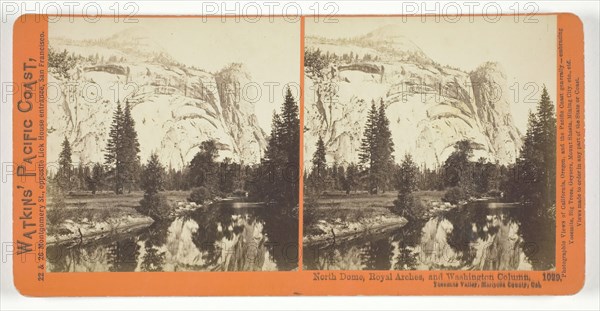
[[47, 192, 68, 227], [443, 186, 467, 205], [48, 47, 77, 79], [138, 193, 173, 221], [232, 189, 247, 197], [302, 196, 318, 227], [487, 189, 502, 198], [187, 186, 213, 204], [393, 194, 427, 220]]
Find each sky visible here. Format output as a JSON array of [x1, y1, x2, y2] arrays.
[[49, 17, 301, 133], [306, 16, 557, 133]]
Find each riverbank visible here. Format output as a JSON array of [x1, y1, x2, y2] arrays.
[[302, 190, 460, 246], [303, 192, 402, 246], [47, 191, 189, 246]]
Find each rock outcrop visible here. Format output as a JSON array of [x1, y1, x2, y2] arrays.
[[48, 30, 267, 169], [304, 26, 522, 169]]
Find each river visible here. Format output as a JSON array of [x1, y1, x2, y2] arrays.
[[303, 201, 556, 271], [47, 200, 298, 272]]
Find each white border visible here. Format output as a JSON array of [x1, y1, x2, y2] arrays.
[[1, 1, 598, 310]]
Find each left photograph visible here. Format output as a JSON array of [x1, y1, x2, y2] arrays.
[[45, 18, 300, 272]]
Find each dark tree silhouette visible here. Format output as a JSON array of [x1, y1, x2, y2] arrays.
[[188, 139, 219, 191], [359, 101, 379, 193], [56, 136, 73, 192], [140, 153, 165, 195], [394, 154, 419, 219], [310, 135, 328, 193], [104, 102, 125, 194], [122, 100, 141, 192], [255, 88, 299, 210]]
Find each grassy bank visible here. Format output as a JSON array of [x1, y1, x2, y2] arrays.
[[303, 190, 447, 246], [46, 191, 189, 245]]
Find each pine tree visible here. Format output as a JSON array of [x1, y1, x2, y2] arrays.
[[56, 136, 73, 192], [138, 152, 172, 221], [336, 164, 345, 191], [255, 112, 285, 203], [122, 100, 141, 192], [140, 153, 165, 195], [514, 86, 556, 211], [374, 99, 395, 192], [506, 87, 556, 270], [394, 154, 419, 218], [86, 163, 104, 195], [281, 88, 300, 169], [256, 88, 300, 209], [189, 140, 219, 191], [265, 112, 283, 161], [279, 88, 300, 207], [105, 101, 125, 194], [358, 99, 394, 194], [343, 163, 359, 194], [515, 111, 541, 202], [104, 100, 140, 194], [359, 100, 379, 193], [310, 135, 327, 192], [73, 163, 86, 190], [536, 86, 556, 207]]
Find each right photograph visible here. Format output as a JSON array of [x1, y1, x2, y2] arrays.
[[302, 16, 557, 271]]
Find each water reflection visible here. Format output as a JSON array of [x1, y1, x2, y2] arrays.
[[47, 202, 298, 272], [304, 202, 555, 271]]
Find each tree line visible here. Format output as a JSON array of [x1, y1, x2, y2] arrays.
[[305, 48, 381, 79], [306, 98, 396, 196]]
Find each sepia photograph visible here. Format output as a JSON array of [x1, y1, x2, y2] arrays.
[[45, 18, 300, 272], [4, 2, 595, 302], [302, 16, 558, 271]]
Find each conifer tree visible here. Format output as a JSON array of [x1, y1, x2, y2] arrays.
[[375, 99, 395, 192], [343, 163, 359, 194], [105, 101, 125, 194], [265, 112, 284, 160], [359, 100, 379, 193], [394, 154, 419, 218], [122, 100, 141, 192], [86, 163, 104, 195], [535, 86, 556, 207], [256, 88, 300, 209], [104, 100, 140, 194], [515, 86, 556, 211], [140, 153, 165, 195], [256, 112, 285, 202], [280, 88, 300, 207], [336, 164, 346, 191], [56, 136, 73, 192], [138, 152, 171, 221], [311, 135, 327, 192], [359, 99, 394, 194], [507, 86, 556, 270], [281, 88, 300, 169]]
